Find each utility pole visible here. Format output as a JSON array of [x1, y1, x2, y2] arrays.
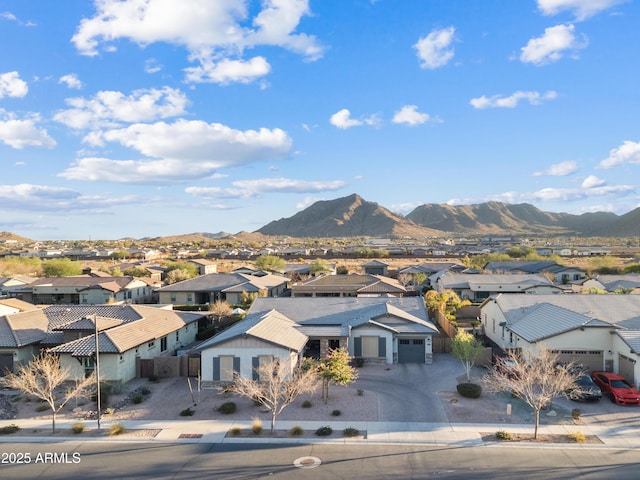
[[94, 315, 101, 432]]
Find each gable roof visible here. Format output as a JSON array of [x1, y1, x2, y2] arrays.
[[157, 272, 287, 293]]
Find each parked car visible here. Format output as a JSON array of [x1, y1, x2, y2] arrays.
[[591, 372, 640, 405], [566, 374, 602, 402]]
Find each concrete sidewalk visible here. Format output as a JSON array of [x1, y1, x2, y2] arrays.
[[2, 418, 640, 449]]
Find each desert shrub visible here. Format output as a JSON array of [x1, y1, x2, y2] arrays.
[[36, 404, 49, 412], [105, 408, 115, 415], [357, 389, 364, 396], [302, 400, 312, 408], [180, 407, 195, 417], [495, 430, 514, 441], [140, 386, 151, 396], [218, 402, 237, 414], [92, 382, 112, 407], [354, 358, 365, 368], [571, 408, 582, 420], [331, 409, 341, 417], [131, 393, 144, 404], [108, 423, 126, 436], [252, 417, 262, 435], [343, 427, 360, 437], [315, 425, 333, 436], [11, 396, 21, 402], [229, 427, 241, 436], [148, 374, 159, 383], [0, 424, 20, 434], [457, 382, 482, 399], [568, 431, 586, 443], [289, 425, 304, 436], [71, 422, 85, 434]]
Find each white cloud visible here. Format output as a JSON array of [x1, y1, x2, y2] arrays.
[[598, 140, 640, 168], [414, 26, 456, 69], [520, 24, 587, 65], [0, 12, 17, 21], [582, 175, 606, 188], [144, 58, 163, 73], [330, 109, 362, 129], [448, 183, 634, 206], [54, 87, 189, 129], [0, 184, 79, 210], [184, 56, 271, 84], [470, 90, 558, 109], [186, 177, 346, 199], [392, 105, 430, 126], [60, 119, 293, 183], [537, 0, 627, 20], [58, 73, 83, 89], [0, 71, 28, 98], [72, 0, 323, 84], [533, 160, 578, 176], [0, 112, 57, 149]]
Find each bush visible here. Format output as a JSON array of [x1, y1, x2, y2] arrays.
[[131, 393, 144, 404], [357, 389, 364, 396], [331, 409, 341, 417], [456, 382, 482, 399], [289, 425, 304, 436], [0, 424, 20, 435], [218, 402, 237, 414], [92, 382, 112, 407], [140, 387, 151, 396], [302, 400, 312, 408], [71, 422, 85, 434], [571, 408, 582, 420], [105, 407, 115, 415], [229, 427, 241, 436], [568, 431, 587, 443], [343, 427, 360, 437], [148, 375, 159, 383], [36, 404, 49, 412], [315, 425, 333, 436], [180, 407, 195, 417], [252, 417, 262, 435], [108, 423, 126, 436], [495, 430, 514, 441], [354, 358, 365, 368]]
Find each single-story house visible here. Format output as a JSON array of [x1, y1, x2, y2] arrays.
[[18, 275, 155, 305], [192, 296, 438, 384], [483, 261, 586, 285], [480, 294, 640, 388], [577, 274, 640, 294], [433, 272, 562, 302], [0, 304, 205, 384], [290, 274, 406, 297], [362, 260, 389, 276], [156, 272, 289, 305]]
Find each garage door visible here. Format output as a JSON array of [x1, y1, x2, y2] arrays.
[[618, 354, 636, 387], [553, 350, 603, 372], [398, 338, 425, 363]]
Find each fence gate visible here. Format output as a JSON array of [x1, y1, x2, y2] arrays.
[[188, 357, 201, 377], [139, 359, 155, 378]]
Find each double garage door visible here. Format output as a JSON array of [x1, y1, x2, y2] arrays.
[[398, 338, 425, 363], [553, 350, 603, 372]]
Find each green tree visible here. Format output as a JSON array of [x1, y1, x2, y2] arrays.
[[316, 348, 358, 401], [255, 255, 285, 273], [424, 290, 471, 321], [336, 265, 349, 275], [309, 259, 331, 276], [451, 330, 485, 382], [165, 260, 199, 278], [122, 267, 151, 277], [0, 257, 42, 276], [164, 269, 192, 285], [42, 258, 83, 277]]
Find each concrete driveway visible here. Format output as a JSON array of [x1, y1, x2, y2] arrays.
[[354, 353, 465, 422]]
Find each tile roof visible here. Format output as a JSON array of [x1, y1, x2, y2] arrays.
[[157, 272, 287, 292]]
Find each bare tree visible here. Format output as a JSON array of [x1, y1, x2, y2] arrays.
[[230, 359, 318, 435], [208, 301, 233, 325], [2, 353, 96, 433], [483, 350, 579, 439], [397, 272, 413, 287]]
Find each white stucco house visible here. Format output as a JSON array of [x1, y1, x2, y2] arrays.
[[193, 296, 438, 384], [480, 294, 640, 388]]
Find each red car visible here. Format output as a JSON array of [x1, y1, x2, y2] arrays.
[[591, 372, 640, 405]]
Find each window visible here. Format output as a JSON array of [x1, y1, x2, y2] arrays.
[[170, 294, 176, 302], [399, 339, 410, 345], [413, 339, 424, 345], [361, 336, 378, 357], [160, 336, 167, 352], [148, 341, 155, 349], [187, 293, 193, 302], [175, 331, 180, 342]]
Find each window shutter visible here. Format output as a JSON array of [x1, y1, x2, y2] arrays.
[[252, 357, 259, 380], [233, 356, 240, 376], [212, 357, 220, 381], [378, 337, 386, 357], [354, 337, 362, 357]]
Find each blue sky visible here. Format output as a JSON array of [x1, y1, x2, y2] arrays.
[[1, 0, 639, 240]]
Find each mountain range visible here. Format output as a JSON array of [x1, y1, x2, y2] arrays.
[[256, 194, 640, 238]]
